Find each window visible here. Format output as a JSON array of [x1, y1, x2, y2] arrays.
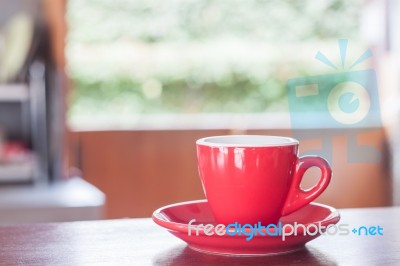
[[66, 0, 364, 128]]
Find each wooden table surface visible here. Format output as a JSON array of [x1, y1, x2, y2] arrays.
[[0, 206, 399, 265]]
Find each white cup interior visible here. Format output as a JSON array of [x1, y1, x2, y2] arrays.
[[196, 135, 298, 147]]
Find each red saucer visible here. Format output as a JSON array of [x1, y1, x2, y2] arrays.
[[152, 200, 340, 256]]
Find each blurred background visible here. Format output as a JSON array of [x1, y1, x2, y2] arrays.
[[0, 0, 398, 223]]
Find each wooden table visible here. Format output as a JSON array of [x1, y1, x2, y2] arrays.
[[0, 206, 399, 265]]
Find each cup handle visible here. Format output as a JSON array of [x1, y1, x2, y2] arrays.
[[281, 156, 332, 216]]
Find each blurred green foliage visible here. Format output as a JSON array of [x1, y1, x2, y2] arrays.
[[66, 0, 363, 118]]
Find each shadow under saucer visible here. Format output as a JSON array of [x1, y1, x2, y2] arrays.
[[153, 244, 337, 266]]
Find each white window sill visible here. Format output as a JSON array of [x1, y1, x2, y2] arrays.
[[68, 112, 383, 132]]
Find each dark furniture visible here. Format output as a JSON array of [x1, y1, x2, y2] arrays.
[[0, 206, 398, 265]]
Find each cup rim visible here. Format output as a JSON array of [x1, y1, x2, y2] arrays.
[[196, 135, 299, 147]]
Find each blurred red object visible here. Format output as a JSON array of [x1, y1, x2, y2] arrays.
[[0, 141, 30, 163]]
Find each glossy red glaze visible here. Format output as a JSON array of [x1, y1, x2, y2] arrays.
[[152, 200, 340, 256], [196, 135, 332, 225], [282, 156, 332, 216]]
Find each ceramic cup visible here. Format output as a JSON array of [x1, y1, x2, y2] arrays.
[[196, 135, 332, 225]]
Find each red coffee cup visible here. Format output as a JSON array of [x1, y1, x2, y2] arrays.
[[196, 135, 331, 225]]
